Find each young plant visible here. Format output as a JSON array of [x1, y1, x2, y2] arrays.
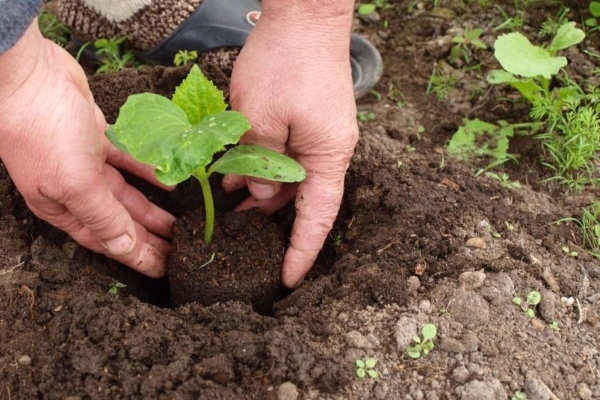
[[95, 36, 138, 73], [426, 65, 457, 100], [107, 65, 306, 245], [355, 357, 378, 378], [548, 320, 560, 332], [358, 0, 391, 16], [407, 323, 437, 359], [108, 282, 126, 297], [174, 50, 198, 67], [511, 390, 529, 400], [556, 201, 600, 257], [449, 28, 487, 65], [561, 246, 578, 257], [512, 290, 541, 318], [585, 1, 600, 32], [484, 172, 521, 189], [38, 10, 70, 47]]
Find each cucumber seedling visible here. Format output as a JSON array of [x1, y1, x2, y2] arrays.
[[107, 65, 306, 244]]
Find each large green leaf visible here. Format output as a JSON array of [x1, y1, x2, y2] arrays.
[[447, 118, 514, 161], [172, 64, 226, 125], [209, 145, 306, 182], [494, 32, 566, 78]]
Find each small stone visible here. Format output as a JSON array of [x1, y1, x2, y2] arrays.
[[459, 270, 486, 290], [395, 317, 418, 350], [419, 300, 432, 313], [538, 290, 556, 322], [18, 355, 31, 366], [577, 382, 592, 399], [277, 382, 299, 400], [525, 377, 553, 400], [346, 330, 372, 349], [407, 276, 420, 293], [466, 237, 486, 249], [530, 319, 545, 330], [447, 289, 490, 327]]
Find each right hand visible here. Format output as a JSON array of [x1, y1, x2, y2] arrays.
[[0, 20, 175, 277]]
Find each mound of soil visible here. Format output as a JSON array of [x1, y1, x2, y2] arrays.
[[1, 1, 599, 399]]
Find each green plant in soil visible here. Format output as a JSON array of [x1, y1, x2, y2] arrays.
[[555, 200, 600, 258], [483, 172, 521, 189], [94, 36, 139, 74], [38, 9, 70, 48], [539, 7, 570, 37], [561, 246, 578, 257], [357, 0, 391, 16], [511, 390, 529, 400], [585, 1, 600, 33], [108, 282, 126, 297], [426, 64, 457, 100], [512, 290, 541, 318], [174, 50, 198, 67], [355, 357, 378, 378], [107, 65, 306, 245], [493, 0, 534, 31], [407, 323, 437, 359], [449, 28, 487, 65]]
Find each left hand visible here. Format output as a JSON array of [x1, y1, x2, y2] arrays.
[[222, 9, 359, 288]]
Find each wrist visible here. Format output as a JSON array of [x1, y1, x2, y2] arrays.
[[0, 19, 46, 109]]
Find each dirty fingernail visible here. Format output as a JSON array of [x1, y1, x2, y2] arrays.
[[104, 233, 135, 255], [248, 182, 276, 200]]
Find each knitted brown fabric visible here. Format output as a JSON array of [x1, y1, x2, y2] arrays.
[[57, 0, 202, 50]]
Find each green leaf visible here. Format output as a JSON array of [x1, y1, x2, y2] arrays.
[[106, 125, 128, 153], [493, 32, 567, 78], [550, 22, 585, 51], [356, 368, 366, 378], [365, 358, 377, 369], [466, 28, 483, 40], [526, 291, 541, 305], [406, 346, 421, 359], [421, 324, 437, 341], [111, 92, 250, 185], [452, 36, 466, 43], [471, 39, 487, 49], [586, 18, 599, 27], [526, 309, 535, 318], [358, 4, 376, 15], [367, 370, 379, 379], [591, 1, 600, 17], [172, 65, 227, 125], [411, 335, 421, 344], [512, 297, 523, 306], [447, 119, 514, 161], [356, 360, 365, 368], [209, 145, 306, 182]]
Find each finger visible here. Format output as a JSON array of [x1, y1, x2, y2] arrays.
[[103, 165, 176, 238], [221, 174, 248, 193], [105, 140, 175, 191], [280, 167, 346, 288], [234, 183, 298, 215]]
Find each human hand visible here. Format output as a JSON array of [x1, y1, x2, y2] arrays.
[[223, 5, 358, 288], [0, 21, 175, 277]]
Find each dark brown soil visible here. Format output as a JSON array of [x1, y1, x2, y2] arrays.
[[1, 1, 600, 399]]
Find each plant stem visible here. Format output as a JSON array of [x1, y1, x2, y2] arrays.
[[193, 167, 214, 245]]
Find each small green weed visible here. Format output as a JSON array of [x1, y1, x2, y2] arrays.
[[449, 28, 487, 65], [355, 357, 378, 378], [512, 390, 529, 400], [556, 201, 600, 257], [548, 320, 560, 332], [95, 36, 138, 74], [512, 290, 541, 318], [426, 65, 457, 100], [562, 246, 579, 257], [585, 1, 600, 32], [493, 0, 535, 31], [358, 0, 391, 15], [484, 172, 521, 189], [539, 7, 570, 37], [357, 111, 376, 123], [38, 10, 70, 47], [407, 324, 437, 359], [174, 50, 198, 67], [108, 282, 126, 297]]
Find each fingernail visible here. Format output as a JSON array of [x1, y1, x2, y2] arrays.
[[248, 182, 276, 200], [104, 233, 135, 255]]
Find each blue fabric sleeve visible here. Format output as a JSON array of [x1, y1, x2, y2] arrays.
[[0, 0, 43, 55]]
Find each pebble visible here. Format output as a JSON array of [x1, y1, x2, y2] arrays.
[[577, 382, 592, 399], [277, 382, 298, 400], [447, 289, 490, 326], [452, 366, 470, 383], [407, 276, 421, 293], [459, 270, 486, 290], [18, 355, 32, 366], [525, 377, 553, 400], [395, 317, 418, 350], [419, 300, 432, 313], [530, 318, 545, 330], [466, 237, 486, 249], [346, 330, 372, 349], [374, 381, 389, 399], [459, 378, 507, 399], [538, 290, 556, 322]]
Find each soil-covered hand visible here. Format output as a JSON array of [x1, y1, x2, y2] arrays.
[[0, 21, 175, 277], [223, 2, 358, 288]]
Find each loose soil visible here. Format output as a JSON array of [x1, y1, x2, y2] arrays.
[[2, 1, 600, 399]]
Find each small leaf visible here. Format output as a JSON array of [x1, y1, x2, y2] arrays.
[[452, 36, 466, 43], [494, 32, 567, 78], [172, 64, 226, 125], [358, 4, 376, 15], [471, 39, 487, 49], [591, 1, 600, 17], [367, 370, 379, 379], [365, 358, 377, 369], [526, 309, 535, 318], [356, 368, 366, 378], [512, 297, 523, 305], [407, 346, 421, 359], [586, 18, 599, 27], [421, 324, 437, 341], [356, 360, 365, 368], [209, 145, 306, 182], [411, 335, 421, 344], [550, 22, 585, 52], [423, 348, 430, 355], [526, 291, 541, 305]]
